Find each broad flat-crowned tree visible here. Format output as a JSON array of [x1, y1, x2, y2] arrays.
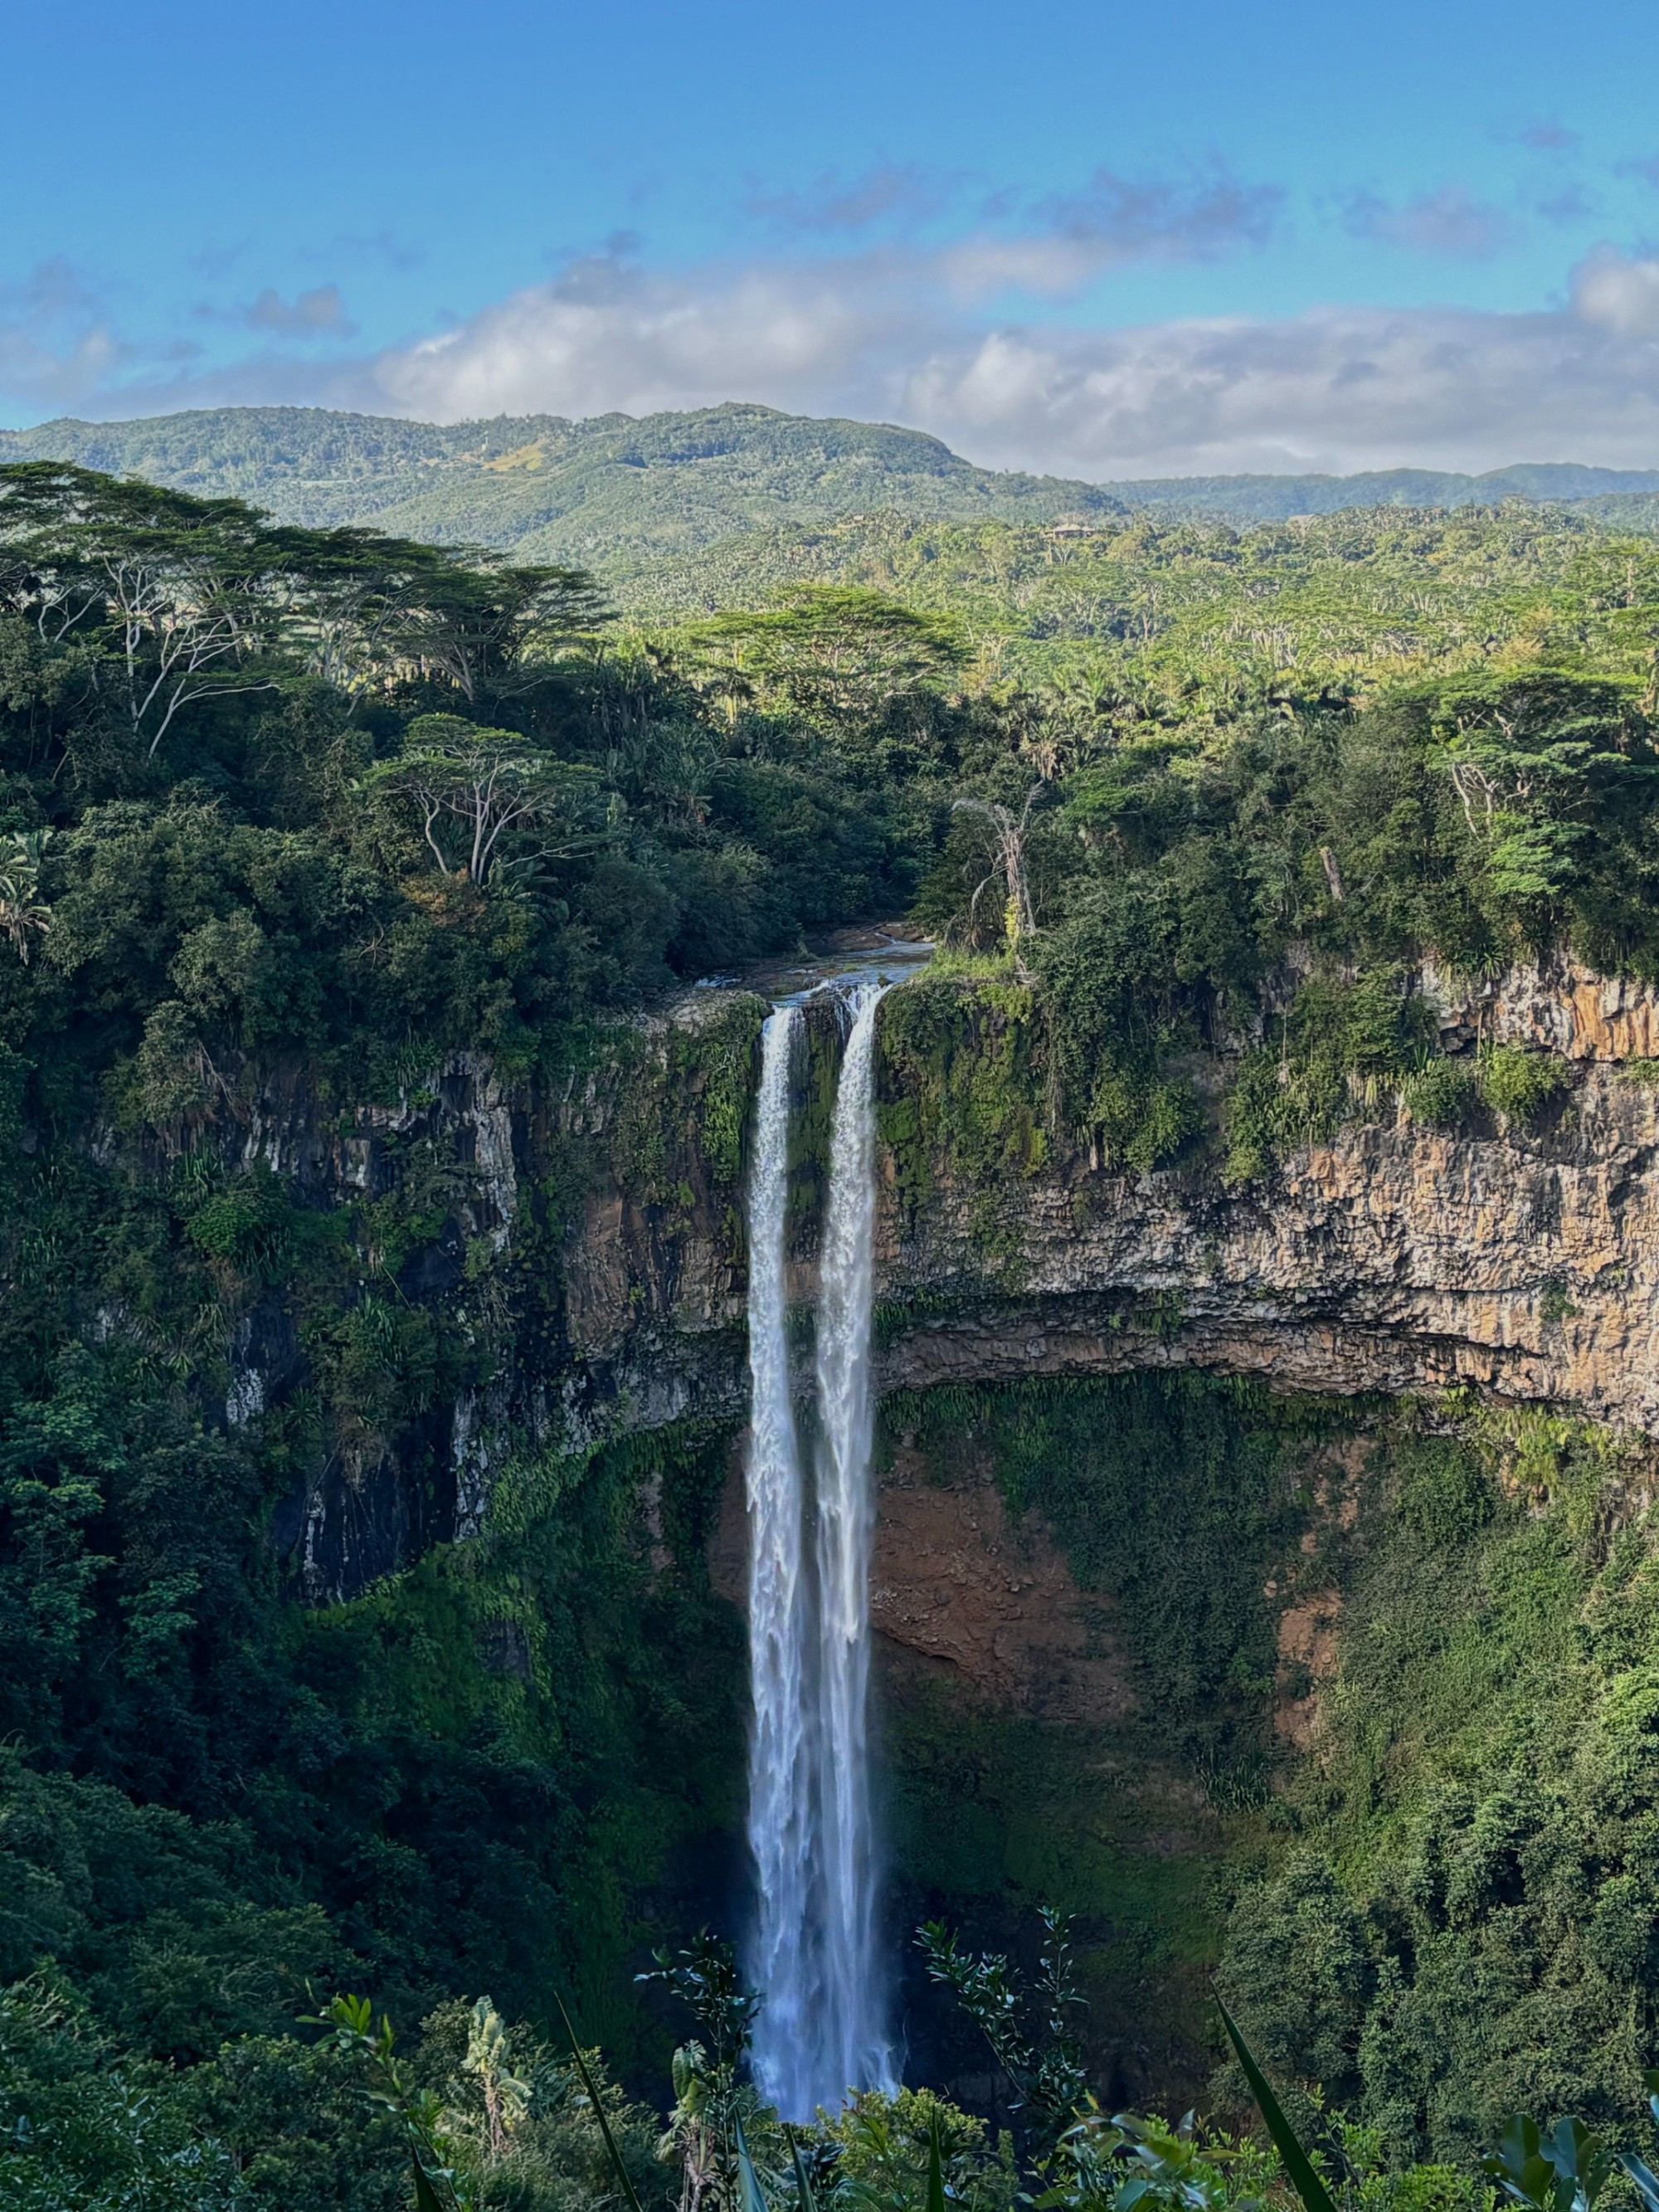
[[368, 714, 610, 884], [684, 585, 963, 723], [1431, 671, 1659, 911], [0, 463, 296, 756], [0, 462, 611, 753], [380, 553, 610, 707]]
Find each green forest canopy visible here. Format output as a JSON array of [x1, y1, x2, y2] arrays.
[[6, 453, 1659, 2202]]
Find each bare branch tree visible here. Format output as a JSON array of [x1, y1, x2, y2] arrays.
[[952, 784, 1049, 947]]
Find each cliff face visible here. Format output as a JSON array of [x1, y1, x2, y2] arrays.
[[190, 957, 1659, 1598], [560, 957, 1659, 1441], [178, 1001, 761, 1600], [875, 1055, 1659, 1432]]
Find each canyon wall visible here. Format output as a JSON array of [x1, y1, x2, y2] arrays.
[[567, 956, 1659, 1440], [185, 956, 1659, 1596]]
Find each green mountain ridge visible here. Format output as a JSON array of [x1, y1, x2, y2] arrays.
[[7, 402, 1659, 574], [0, 402, 1126, 573]]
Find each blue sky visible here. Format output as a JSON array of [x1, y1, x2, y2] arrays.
[[8, 0, 1659, 475]]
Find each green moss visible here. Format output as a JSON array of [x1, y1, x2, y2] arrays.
[[348, 1136, 458, 1277], [600, 1036, 659, 1194], [877, 978, 1053, 1244], [593, 997, 764, 1266], [673, 994, 766, 1185], [1394, 1435, 1496, 1545], [885, 1674, 1249, 2103], [886, 1375, 1357, 1771], [1225, 971, 1439, 1178], [295, 1415, 747, 2064], [872, 1286, 966, 1351]]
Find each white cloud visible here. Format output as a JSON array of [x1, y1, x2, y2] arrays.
[[1571, 246, 1659, 336], [15, 224, 1659, 483], [358, 241, 1659, 479], [373, 253, 924, 423], [903, 290, 1659, 476]]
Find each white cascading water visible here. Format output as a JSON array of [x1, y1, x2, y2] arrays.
[[744, 984, 895, 2118], [744, 1005, 814, 2107], [809, 982, 895, 2102]]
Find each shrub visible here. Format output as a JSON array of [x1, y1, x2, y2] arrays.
[[1402, 1057, 1478, 1130], [1092, 1067, 1201, 1172], [1223, 1045, 1350, 1182], [1393, 1435, 1496, 1546], [1477, 1045, 1567, 1125], [183, 1168, 294, 1280]]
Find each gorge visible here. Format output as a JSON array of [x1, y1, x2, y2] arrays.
[[12, 451, 1659, 2201], [198, 944, 1659, 2123]]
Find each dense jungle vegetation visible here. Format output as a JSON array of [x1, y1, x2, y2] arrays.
[[8, 446, 1659, 2206]]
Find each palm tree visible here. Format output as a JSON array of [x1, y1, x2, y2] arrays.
[[0, 830, 51, 963]]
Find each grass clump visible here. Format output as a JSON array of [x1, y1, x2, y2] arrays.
[[1401, 1056, 1479, 1130], [1476, 1044, 1568, 1125]]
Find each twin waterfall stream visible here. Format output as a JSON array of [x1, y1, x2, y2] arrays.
[[743, 987, 897, 2118]]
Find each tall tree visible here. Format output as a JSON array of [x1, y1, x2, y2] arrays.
[[367, 714, 610, 884], [684, 586, 963, 723], [0, 464, 294, 756]]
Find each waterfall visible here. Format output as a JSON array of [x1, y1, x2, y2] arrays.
[[810, 982, 893, 2101], [744, 985, 895, 2118], [744, 1006, 813, 2107]]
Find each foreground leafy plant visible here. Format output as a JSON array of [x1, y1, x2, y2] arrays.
[[917, 1907, 1088, 2147], [1217, 1997, 1336, 2212], [312, 1990, 474, 2212], [1483, 2117, 1613, 2212]]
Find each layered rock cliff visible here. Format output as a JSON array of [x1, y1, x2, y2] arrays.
[[184, 954, 1659, 1596], [566, 955, 1659, 1441], [876, 1049, 1659, 1431]]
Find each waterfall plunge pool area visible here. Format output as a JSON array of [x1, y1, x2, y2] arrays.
[[663, 923, 1289, 2122]]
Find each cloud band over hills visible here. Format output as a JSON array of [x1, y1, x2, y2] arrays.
[[9, 228, 1659, 480]]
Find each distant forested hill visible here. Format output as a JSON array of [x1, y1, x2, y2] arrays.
[[1098, 460, 1659, 520], [7, 402, 1659, 577], [0, 403, 1126, 572]]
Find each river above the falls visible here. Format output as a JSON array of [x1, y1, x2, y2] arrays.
[[697, 922, 935, 1008]]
